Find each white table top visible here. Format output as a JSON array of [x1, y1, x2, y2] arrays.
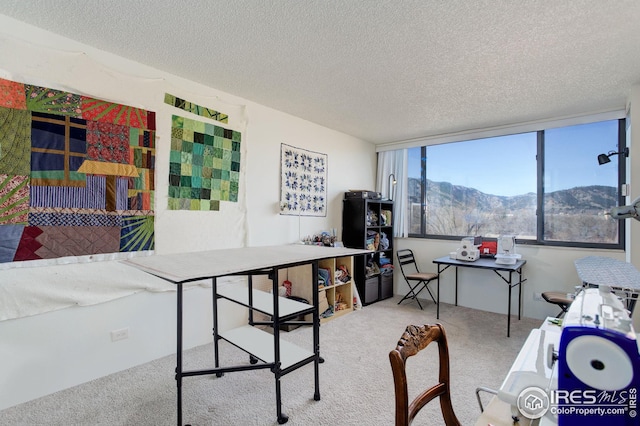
[[122, 244, 370, 283], [433, 255, 526, 271]]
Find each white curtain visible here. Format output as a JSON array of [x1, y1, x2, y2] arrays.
[[376, 149, 408, 238]]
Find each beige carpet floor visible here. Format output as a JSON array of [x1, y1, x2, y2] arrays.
[[0, 296, 541, 425]]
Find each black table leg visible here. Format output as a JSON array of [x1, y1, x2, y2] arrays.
[[212, 278, 221, 374], [518, 269, 522, 320], [311, 261, 321, 400], [436, 274, 440, 319], [455, 266, 459, 306], [507, 279, 512, 338], [627, 291, 638, 314], [274, 366, 288, 424], [176, 283, 183, 426]]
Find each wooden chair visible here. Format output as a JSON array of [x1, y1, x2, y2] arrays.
[[389, 324, 461, 426], [396, 249, 437, 310], [542, 291, 573, 318]]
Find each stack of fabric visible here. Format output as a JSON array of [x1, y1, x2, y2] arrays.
[[379, 254, 394, 275]]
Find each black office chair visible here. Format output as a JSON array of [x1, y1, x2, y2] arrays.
[[397, 249, 437, 310]]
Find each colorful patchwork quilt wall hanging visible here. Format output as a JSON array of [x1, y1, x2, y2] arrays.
[[280, 144, 327, 217], [164, 93, 228, 123], [168, 115, 240, 211], [0, 77, 155, 264]]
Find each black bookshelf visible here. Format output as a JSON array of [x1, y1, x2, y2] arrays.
[[342, 197, 394, 305]]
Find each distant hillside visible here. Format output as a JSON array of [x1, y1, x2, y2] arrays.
[[544, 185, 618, 213], [407, 177, 618, 240], [408, 178, 616, 212]]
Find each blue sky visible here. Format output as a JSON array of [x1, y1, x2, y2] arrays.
[[408, 120, 620, 196]]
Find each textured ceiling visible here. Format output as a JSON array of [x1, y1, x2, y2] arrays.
[[1, 1, 640, 145]]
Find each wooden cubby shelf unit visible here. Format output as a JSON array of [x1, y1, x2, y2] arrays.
[[284, 255, 355, 323]]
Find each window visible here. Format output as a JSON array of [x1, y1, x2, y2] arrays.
[[407, 119, 625, 248]]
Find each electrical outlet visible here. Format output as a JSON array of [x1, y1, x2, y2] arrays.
[[533, 292, 543, 301], [110, 327, 129, 342]]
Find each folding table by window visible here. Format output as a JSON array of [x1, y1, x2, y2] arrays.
[[432, 256, 527, 337]]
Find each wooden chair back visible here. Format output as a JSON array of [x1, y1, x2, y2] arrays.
[[389, 324, 461, 426]]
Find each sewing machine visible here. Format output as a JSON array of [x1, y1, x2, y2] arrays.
[[455, 236, 481, 261], [494, 287, 639, 425], [556, 286, 639, 425]]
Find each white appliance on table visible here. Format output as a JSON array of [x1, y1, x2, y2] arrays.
[[495, 234, 522, 265]]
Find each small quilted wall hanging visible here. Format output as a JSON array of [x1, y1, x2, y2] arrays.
[[280, 143, 327, 217], [0, 77, 155, 264], [168, 115, 240, 211], [164, 93, 228, 123]]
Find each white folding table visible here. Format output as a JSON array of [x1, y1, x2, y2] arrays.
[[123, 244, 369, 425]]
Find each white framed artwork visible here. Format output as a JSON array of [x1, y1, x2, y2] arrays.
[[280, 144, 327, 217]]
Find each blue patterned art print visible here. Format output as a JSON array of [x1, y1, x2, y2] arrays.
[[280, 143, 327, 217]]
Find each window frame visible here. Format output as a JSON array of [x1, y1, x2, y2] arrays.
[[407, 118, 626, 250]]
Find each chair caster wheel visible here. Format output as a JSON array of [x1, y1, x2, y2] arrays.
[[216, 372, 224, 378], [277, 414, 289, 424], [249, 356, 258, 364]]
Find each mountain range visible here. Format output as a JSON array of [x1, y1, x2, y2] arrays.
[[407, 178, 617, 213], [406, 177, 619, 240]]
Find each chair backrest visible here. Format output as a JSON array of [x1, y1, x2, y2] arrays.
[[396, 249, 419, 278], [389, 324, 461, 426]]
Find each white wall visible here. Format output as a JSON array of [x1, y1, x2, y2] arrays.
[[244, 103, 375, 246], [0, 15, 376, 410], [0, 287, 214, 410]]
